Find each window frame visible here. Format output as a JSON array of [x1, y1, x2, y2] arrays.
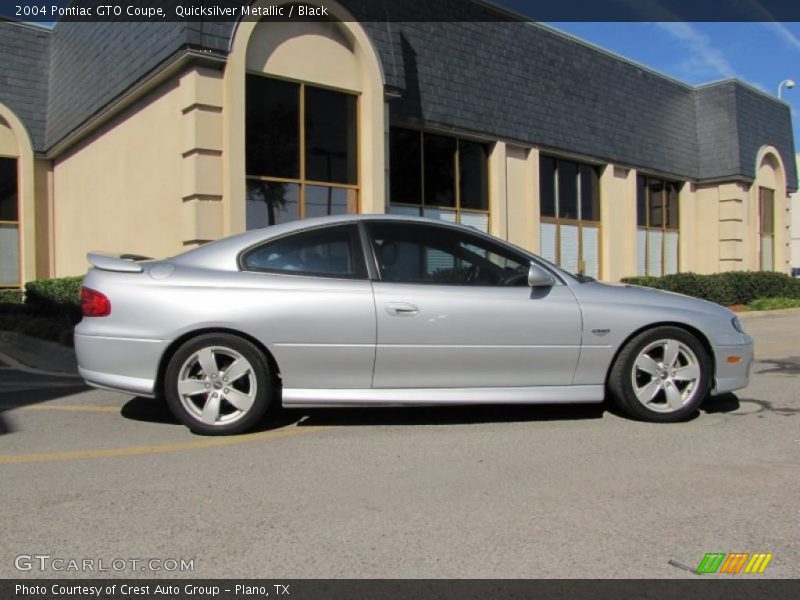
[[636, 174, 681, 276], [758, 186, 775, 271], [0, 155, 20, 289], [388, 126, 491, 232], [245, 73, 361, 226], [238, 223, 368, 281], [364, 220, 544, 287], [539, 155, 602, 278]]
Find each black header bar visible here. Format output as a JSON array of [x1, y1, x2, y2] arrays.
[[3, 0, 800, 23], [4, 579, 800, 600]]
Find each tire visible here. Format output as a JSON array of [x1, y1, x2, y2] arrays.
[[164, 333, 273, 435], [608, 326, 712, 423]]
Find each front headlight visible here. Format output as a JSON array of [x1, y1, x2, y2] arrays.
[[731, 316, 746, 334]]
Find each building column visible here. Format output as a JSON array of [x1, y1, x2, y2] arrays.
[[505, 145, 537, 252], [773, 189, 791, 273], [33, 158, 54, 279], [678, 182, 696, 273], [179, 67, 224, 248], [693, 184, 720, 274], [600, 165, 636, 281], [718, 182, 748, 271], [488, 141, 508, 239]]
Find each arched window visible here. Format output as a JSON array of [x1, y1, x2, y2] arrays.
[[755, 151, 784, 272], [0, 114, 20, 288]]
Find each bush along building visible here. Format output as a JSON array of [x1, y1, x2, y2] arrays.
[[0, 0, 796, 289]]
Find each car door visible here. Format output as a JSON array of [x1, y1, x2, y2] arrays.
[[365, 221, 582, 389], [239, 223, 376, 389]]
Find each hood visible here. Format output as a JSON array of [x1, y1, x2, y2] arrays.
[[584, 281, 736, 318]]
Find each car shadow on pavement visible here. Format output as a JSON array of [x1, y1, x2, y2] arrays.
[[120, 396, 305, 432], [600, 393, 742, 421], [120, 394, 759, 432], [700, 392, 798, 418], [278, 402, 606, 428], [0, 383, 91, 436], [701, 393, 741, 414], [0, 413, 14, 435], [120, 396, 607, 431]]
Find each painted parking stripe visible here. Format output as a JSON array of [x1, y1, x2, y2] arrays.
[[0, 425, 327, 465], [16, 404, 121, 413]]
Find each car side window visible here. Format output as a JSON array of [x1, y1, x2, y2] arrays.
[[241, 225, 367, 279], [368, 222, 530, 286]]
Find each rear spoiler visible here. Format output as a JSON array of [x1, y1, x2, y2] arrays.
[[87, 252, 153, 273]]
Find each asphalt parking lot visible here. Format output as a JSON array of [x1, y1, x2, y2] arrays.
[[0, 312, 798, 579]]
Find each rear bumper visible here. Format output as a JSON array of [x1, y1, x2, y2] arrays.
[[711, 335, 754, 395], [74, 333, 168, 397]]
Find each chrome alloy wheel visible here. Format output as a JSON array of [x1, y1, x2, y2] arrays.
[[176, 346, 257, 426], [630, 339, 701, 413]]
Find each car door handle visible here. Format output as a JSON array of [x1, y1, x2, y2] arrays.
[[385, 302, 419, 317]]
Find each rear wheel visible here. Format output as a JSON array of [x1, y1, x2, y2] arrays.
[[608, 326, 711, 422], [165, 333, 272, 435]]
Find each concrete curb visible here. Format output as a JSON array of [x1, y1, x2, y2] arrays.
[[0, 331, 78, 375], [737, 307, 800, 320]]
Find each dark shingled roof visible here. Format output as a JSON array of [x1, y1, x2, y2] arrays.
[[1, 0, 796, 190], [0, 20, 50, 151], [45, 20, 197, 149]]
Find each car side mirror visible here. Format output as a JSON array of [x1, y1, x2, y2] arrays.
[[528, 262, 556, 288]]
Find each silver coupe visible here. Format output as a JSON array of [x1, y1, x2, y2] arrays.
[[75, 215, 753, 435]]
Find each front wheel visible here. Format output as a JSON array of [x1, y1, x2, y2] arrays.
[[608, 326, 712, 422], [164, 333, 273, 435]]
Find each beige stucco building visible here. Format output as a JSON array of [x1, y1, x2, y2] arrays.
[[792, 155, 800, 275], [0, 1, 796, 288]]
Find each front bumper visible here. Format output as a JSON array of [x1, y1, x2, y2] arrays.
[[74, 333, 169, 397], [711, 334, 754, 395]]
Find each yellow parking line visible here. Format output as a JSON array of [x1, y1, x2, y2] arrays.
[[16, 405, 121, 413], [0, 425, 327, 465]]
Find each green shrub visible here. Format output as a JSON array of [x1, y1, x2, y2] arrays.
[[717, 271, 799, 305], [0, 288, 23, 304], [620, 271, 800, 306], [746, 297, 800, 311], [0, 313, 76, 346], [24, 276, 83, 317]]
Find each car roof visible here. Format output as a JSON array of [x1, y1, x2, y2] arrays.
[[169, 214, 485, 270]]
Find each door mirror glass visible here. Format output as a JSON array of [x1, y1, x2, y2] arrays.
[[528, 262, 556, 287]]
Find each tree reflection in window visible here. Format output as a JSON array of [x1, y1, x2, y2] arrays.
[[245, 74, 358, 229]]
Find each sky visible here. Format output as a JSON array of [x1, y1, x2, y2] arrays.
[[545, 22, 800, 147]]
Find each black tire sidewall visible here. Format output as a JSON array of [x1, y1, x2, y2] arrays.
[[612, 326, 712, 422], [164, 333, 272, 435]]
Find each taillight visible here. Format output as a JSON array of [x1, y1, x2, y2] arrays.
[[81, 287, 111, 317]]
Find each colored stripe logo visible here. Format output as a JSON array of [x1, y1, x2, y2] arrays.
[[696, 552, 773, 574]]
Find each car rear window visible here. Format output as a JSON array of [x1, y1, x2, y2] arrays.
[[241, 224, 367, 279]]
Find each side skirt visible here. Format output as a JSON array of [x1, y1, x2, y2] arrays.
[[281, 385, 605, 408]]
